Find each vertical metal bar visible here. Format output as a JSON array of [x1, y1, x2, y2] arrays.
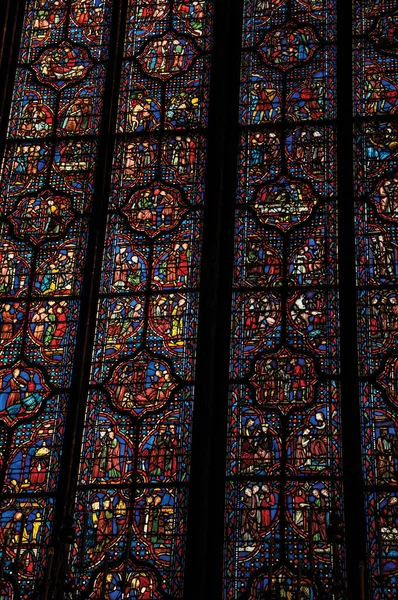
[[359, 560, 365, 600], [42, 547, 54, 600], [337, 0, 369, 597], [0, 0, 11, 67], [0, 534, 9, 580], [0, 0, 24, 153], [0, 0, 22, 132], [183, 0, 244, 598], [268, 538, 274, 600], [14, 513, 26, 565]]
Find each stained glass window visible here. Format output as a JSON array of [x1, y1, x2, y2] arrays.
[[354, 2, 398, 597], [64, 0, 214, 596], [1, 0, 398, 598], [223, 0, 344, 597], [0, 1, 113, 597]]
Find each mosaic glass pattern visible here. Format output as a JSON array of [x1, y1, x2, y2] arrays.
[[354, 2, 398, 596], [224, 0, 345, 597], [0, 0, 112, 597], [66, 0, 213, 596]]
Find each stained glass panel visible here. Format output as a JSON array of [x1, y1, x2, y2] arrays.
[[0, 1, 113, 596], [66, 0, 213, 596], [224, 0, 345, 597], [354, 2, 398, 595]]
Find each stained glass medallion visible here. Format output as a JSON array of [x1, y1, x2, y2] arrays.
[[258, 23, 320, 71], [122, 181, 188, 237], [249, 349, 317, 412], [9, 190, 75, 244], [136, 32, 198, 80], [253, 176, 317, 231], [32, 42, 94, 90]]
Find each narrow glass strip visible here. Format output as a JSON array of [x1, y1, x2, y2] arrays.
[[354, 2, 398, 597]]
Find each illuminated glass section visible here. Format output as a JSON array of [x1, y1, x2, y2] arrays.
[[224, 1, 344, 597], [66, 0, 213, 596], [354, 2, 398, 597], [0, 0, 112, 597]]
